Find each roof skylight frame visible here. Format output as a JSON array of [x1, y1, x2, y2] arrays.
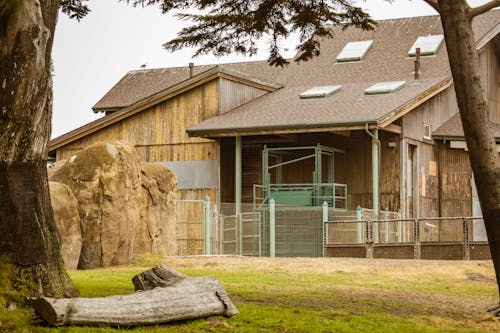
[[408, 34, 444, 56], [299, 85, 342, 99], [336, 40, 374, 62], [364, 81, 406, 95]]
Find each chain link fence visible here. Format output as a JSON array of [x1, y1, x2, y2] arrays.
[[176, 200, 489, 259]]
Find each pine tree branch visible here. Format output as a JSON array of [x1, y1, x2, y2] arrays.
[[469, 0, 500, 17], [421, 0, 440, 13]]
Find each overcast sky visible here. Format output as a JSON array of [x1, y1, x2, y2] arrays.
[[50, 0, 489, 138]]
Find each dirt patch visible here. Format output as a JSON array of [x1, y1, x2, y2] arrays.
[[161, 256, 499, 331], [466, 271, 496, 284]]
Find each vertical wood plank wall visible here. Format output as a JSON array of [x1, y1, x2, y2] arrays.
[[218, 78, 269, 114], [438, 144, 472, 217], [478, 43, 500, 123]]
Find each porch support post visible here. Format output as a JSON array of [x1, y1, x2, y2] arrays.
[[235, 136, 242, 217], [371, 129, 380, 217], [204, 196, 211, 255], [371, 128, 380, 243], [269, 198, 276, 257]]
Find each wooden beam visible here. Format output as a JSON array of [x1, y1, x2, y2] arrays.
[[189, 124, 379, 138], [380, 124, 402, 134]]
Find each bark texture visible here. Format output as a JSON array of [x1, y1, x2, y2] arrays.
[[437, 0, 500, 300], [0, 0, 77, 297], [32, 265, 239, 326]]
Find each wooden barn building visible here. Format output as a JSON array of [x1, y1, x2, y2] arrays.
[[49, 12, 500, 258]]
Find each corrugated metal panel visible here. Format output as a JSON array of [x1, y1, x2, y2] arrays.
[[156, 160, 218, 189]]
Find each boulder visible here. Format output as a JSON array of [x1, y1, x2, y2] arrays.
[[49, 142, 178, 269], [50, 142, 141, 269], [136, 163, 177, 256], [49, 181, 82, 270]]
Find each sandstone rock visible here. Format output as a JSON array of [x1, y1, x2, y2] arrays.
[[49, 181, 82, 270], [49, 142, 178, 269], [50, 142, 141, 269], [136, 163, 177, 256]]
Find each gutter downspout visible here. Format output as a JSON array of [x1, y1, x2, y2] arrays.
[[365, 124, 380, 243]]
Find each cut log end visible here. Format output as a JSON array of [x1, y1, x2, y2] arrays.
[[31, 297, 65, 326], [132, 264, 187, 291]]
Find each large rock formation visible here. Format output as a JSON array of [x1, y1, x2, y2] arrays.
[[137, 163, 177, 256], [49, 142, 177, 269], [49, 181, 82, 270]]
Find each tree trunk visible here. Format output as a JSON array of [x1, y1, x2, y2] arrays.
[[32, 266, 239, 326], [0, 0, 77, 298], [438, 0, 500, 303]]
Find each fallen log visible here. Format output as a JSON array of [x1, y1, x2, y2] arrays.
[[31, 265, 238, 326]]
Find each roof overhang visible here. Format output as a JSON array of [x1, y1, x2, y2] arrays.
[[476, 20, 500, 50], [49, 66, 282, 151], [377, 78, 453, 127], [186, 121, 402, 138]]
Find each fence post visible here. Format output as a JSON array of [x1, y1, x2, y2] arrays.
[[204, 196, 211, 255], [384, 208, 389, 243], [269, 198, 276, 257], [238, 213, 243, 256], [213, 204, 219, 255], [356, 205, 362, 244], [463, 217, 470, 260], [414, 218, 421, 259], [397, 211, 403, 243], [322, 201, 328, 258]]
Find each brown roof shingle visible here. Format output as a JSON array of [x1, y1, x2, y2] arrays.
[[187, 11, 500, 136], [93, 60, 284, 111], [433, 113, 500, 139]]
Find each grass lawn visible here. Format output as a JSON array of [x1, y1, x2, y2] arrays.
[[1, 256, 499, 332]]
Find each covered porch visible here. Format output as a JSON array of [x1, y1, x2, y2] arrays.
[[215, 127, 402, 257]]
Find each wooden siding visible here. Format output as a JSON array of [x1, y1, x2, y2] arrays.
[[379, 132, 401, 212], [56, 80, 219, 162], [438, 143, 472, 217], [242, 145, 262, 203], [218, 78, 269, 114], [418, 143, 439, 218], [402, 86, 459, 141], [478, 43, 500, 123]]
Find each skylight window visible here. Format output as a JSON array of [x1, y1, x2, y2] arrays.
[[336, 40, 373, 62], [408, 35, 444, 56], [364, 81, 406, 95], [299, 85, 342, 99]]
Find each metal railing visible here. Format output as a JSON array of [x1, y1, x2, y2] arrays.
[[176, 198, 487, 260], [253, 183, 347, 209], [324, 216, 488, 260]]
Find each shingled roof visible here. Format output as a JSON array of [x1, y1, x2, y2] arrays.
[[187, 11, 500, 137], [51, 10, 500, 150], [433, 113, 500, 139], [93, 61, 284, 112]]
